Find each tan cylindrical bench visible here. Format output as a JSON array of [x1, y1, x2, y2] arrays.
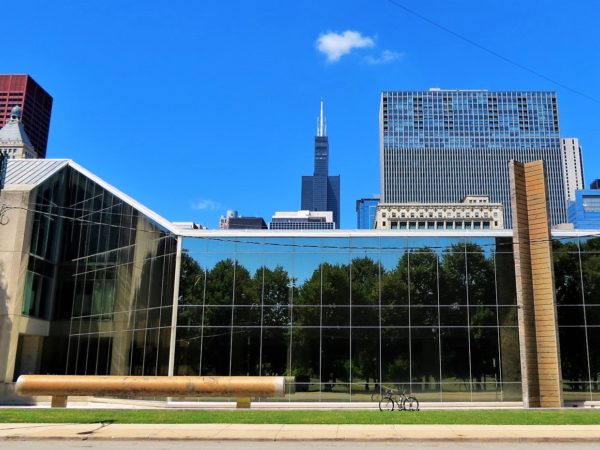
[[15, 375, 295, 408]]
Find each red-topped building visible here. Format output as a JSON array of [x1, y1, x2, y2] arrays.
[[0, 75, 52, 158]]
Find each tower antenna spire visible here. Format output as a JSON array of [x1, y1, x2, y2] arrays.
[[318, 97, 325, 137]]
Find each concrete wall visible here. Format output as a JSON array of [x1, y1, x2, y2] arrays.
[[0, 188, 32, 384], [509, 160, 563, 408]]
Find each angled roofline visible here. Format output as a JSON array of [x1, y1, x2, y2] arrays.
[[66, 160, 178, 235], [3, 158, 177, 235]]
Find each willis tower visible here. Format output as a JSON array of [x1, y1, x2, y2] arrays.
[[301, 99, 341, 228]]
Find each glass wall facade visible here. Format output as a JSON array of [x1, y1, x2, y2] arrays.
[[554, 235, 600, 402], [20, 165, 178, 377], [175, 235, 522, 402]]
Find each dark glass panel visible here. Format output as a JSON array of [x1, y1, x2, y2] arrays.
[[261, 327, 290, 376], [381, 253, 409, 306], [466, 248, 496, 306], [351, 306, 380, 327], [142, 328, 160, 376], [495, 250, 517, 305], [470, 305, 497, 327], [410, 306, 438, 327], [157, 327, 171, 376], [129, 329, 146, 376], [586, 328, 600, 388], [321, 328, 350, 386], [322, 305, 350, 327], [199, 327, 231, 375], [351, 328, 380, 392], [350, 256, 380, 307], [232, 305, 261, 327], [175, 327, 201, 376], [411, 327, 440, 385], [177, 305, 204, 327], [381, 306, 409, 327], [440, 327, 470, 383], [559, 327, 590, 385], [263, 304, 291, 327], [557, 305, 586, 326], [291, 327, 319, 379], [160, 305, 173, 328], [497, 306, 518, 327], [204, 259, 236, 306], [586, 307, 600, 326], [230, 328, 261, 376], [322, 262, 350, 306], [381, 327, 410, 384], [581, 253, 600, 310], [439, 304, 468, 326], [408, 250, 438, 306], [439, 251, 467, 306], [553, 247, 583, 306], [470, 327, 500, 389]]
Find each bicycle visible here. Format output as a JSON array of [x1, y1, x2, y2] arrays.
[[378, 388, 419, 412]]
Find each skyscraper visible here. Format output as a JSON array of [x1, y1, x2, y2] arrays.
[[560, 137, 584, 202], [301, 99, 340, 227], [380, 89, 567, 227], [0, 75, 53, 158]]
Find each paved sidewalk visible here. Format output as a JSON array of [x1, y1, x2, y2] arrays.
[[2, 423, 600, 442]]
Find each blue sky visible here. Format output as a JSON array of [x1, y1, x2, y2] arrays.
[[5, 0, 600, 228]]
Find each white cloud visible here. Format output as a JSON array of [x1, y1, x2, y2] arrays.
[[190, 199, 222, 211], [364, 50, 403, 65], [316, 30, 375, 62]]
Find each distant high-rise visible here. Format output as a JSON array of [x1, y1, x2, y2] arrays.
[[270, 210, 335, 230], [301, 99, 340, 228], [380, 89, 567, 227], [561, 137, 585, 202], [356, 196, 379, 229], [0, 75, 53, 158], [219, 210, 267, 230]]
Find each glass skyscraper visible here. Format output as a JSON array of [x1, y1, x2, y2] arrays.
[[356, 197, 379, 229], [380, 89, 567, 227], [301, 100, 340, 228]]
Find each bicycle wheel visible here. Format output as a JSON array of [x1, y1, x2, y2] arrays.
[[404, 396, 419, 411], [379, 396, 395, 411]]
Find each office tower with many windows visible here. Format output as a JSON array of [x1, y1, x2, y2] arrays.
[[560, 137, 584, 202], [380, 89, 567, 227], [0, 75, 53, 158], [301, 100, 340, 228]]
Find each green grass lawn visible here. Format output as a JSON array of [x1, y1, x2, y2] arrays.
[[1, 409, 600, 425]]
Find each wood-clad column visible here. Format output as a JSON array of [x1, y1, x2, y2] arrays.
[[509, 160, 562, 408]]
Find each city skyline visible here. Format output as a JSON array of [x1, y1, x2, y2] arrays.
[[2, 1, 599, 228]]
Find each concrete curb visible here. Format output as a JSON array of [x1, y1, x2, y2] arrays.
[[3, 424, 600, 442]]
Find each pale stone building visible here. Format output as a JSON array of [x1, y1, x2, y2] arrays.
[[0, 106, 37, 159], [375, 195, 504, 230]]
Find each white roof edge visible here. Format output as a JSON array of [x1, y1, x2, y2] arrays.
[[176, 229, 516, 238], [66, 160, 178, 235], [175, 229, 600, 239]]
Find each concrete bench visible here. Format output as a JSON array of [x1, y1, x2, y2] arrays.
[[15, 375, 295, 408]]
